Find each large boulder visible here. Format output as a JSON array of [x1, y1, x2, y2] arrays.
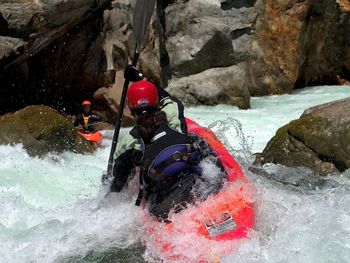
[[250, 0, 311, 95], [164, 0, 254, 78], [166, 63, 251, 109], [259, 98, 350, 176], [0, 105, 95, 156]]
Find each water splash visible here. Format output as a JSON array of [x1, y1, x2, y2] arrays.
[[208, 117, 254, 165], [1, 86, 350, 262]]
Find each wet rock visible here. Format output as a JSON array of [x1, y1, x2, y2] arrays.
[[1, 0, 350, 118], [0, 105, 95, 156], [260, 97, 350, 176], [166, 63, 251, 109], [296, 0, 350, 87], [0, 0, 112, 115], [0, 36, 25, 66], [249, 165, 340, 191]]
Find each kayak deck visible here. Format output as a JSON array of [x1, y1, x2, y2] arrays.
[[78, 131, 103, 145], [144, 118, 255, 261]]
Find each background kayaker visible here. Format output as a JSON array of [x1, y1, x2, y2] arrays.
[[109, 66, 226, 220], [74, 100, 103, 133]]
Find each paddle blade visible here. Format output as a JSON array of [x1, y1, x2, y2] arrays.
[[133, 0, 156, 50]]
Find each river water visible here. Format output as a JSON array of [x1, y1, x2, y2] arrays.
[[0, 86, 349, 262]]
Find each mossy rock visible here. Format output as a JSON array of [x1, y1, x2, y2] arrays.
[[260, 98, 350, 176], [0, 105, 95, 156]]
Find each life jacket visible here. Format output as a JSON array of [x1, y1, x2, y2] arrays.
[[140, 125, 199, 194], [83, 116, 89, 128]]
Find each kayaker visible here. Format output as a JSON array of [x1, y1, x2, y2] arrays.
[[74, 100, 102, 133], [110, 67, 226, 220]]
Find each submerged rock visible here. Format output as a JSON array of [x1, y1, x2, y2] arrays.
[[0, 105, 95, 156], [259, 98, 350, 176]]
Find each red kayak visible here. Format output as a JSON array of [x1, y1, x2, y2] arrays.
[[143, 118, 255, 262], [78, 131, 103, 145]]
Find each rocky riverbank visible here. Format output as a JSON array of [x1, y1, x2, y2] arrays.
[[1, 0, 350, 120]]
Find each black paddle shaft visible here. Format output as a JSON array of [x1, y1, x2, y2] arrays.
[[105, 0, 156, 178], [106, 51, 140, 176]]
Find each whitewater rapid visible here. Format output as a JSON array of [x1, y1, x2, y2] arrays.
[[0, 86, 349, 263]]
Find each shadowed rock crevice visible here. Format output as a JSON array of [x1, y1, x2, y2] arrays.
[[0, 1, 111, 116], [156, 0, 171, 86], [221, 0, 257, 10], [295, 0, 350, 88], [231, 27, 252, 40], [286, 130, 346, 172], [0, 18, 106, 115], [174, 31, 234, 77]]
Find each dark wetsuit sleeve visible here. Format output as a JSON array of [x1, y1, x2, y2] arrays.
[[110, 149, 143, 192], [74, 114, 83, 127], [90, 115, 103, 123]]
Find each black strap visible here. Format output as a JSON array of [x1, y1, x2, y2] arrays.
[[135, 188, 143, 206]]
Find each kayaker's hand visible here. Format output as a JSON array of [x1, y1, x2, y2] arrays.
[[124, 64, 144, 82]]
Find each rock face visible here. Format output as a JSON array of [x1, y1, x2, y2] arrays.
[[296, 0, 350, 87], [0, 0, 112, 115], [260, 98, 350, 176], [161, 0, 350, 98], [0, 105, 94, 156], [251, 0, 312, 95], [1, 0, 350, 119], [93, 70, 134, 126], [162, 0, 255, 106]]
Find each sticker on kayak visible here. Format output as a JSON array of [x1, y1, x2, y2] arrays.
[[204, 212, 236, 237]]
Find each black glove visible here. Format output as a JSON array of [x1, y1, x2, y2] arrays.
[[110, 149, 143, 192], [124, 65, 144, 82]]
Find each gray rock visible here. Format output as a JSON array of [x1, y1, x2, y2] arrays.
[[166, 63, 251, 109], [0, 36, 25, 65], [260, 97, 350, 176], [165, 0, 253, 78], [0, 1, 42, 36]]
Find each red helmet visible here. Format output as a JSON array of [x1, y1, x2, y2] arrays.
[[82, 100, 92, 106], [127, 80, 159, 110]]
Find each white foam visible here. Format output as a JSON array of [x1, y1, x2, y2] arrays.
[[0, 86, 350, 262]]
